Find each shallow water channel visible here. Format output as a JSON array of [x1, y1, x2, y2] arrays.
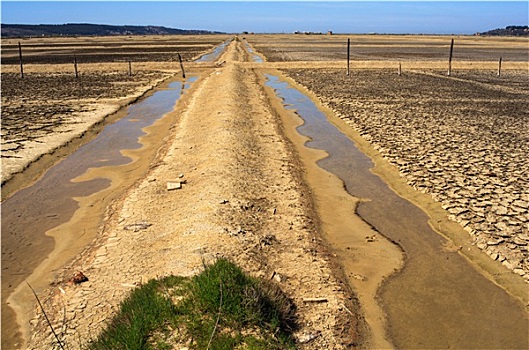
[[265, 74, 528, 349], [1, 77, 197, 346], [195, 39, 232, 62], [244, 42, 264, 63]]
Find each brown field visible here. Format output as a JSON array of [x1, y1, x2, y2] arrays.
[[240, 35, 529, 279], [248, 34, 529, 62], [1, 35, 229, 64], [241, 35, 529, 278], [281, 67, 529, 289], [2, 34, 528, 349]]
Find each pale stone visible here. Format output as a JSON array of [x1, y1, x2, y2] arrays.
[[167, 182, 182, 190], [513, 268, 525, 276]]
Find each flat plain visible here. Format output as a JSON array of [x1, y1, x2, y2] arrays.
[[2, 33, 528, 349], [246, 33, 529, 282]]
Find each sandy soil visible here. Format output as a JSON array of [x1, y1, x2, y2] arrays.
[[3, 34, 528, 349]]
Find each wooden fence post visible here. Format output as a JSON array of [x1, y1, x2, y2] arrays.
[[398, 62, 402, 76], [178, 53, 186, 79], [74, 55, 79, 79], [128, 60, 132, 77], [497, 57, 502, 77], [447, 38, 454, 76], [347, 38, 350, 76], [18, 42, 24, 79]]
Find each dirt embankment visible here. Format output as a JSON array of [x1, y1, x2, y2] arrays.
[[23, 40, 361, 349]]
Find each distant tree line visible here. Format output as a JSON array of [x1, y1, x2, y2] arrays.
[[1, 23, 223, 37], [478, 25, 528, 36]]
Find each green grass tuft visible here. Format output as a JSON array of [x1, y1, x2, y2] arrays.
[[88, 258, 296, 349]]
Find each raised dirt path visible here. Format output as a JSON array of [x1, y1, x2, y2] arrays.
[[23, 39, 361, 349]]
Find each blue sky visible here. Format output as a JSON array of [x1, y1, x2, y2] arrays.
[[1, 1, 528, 34]]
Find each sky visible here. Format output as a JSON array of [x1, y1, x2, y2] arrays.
[[1, 1, 528, 35]]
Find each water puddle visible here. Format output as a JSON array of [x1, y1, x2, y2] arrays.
[[265, 74, 528, 349], [244, 42, 263, 63], [195, 40, 231, 62], [1, 77, 198, 346]]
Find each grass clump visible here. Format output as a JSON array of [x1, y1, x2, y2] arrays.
[[88, 258, 296, 349]]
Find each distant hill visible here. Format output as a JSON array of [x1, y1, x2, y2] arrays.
[[478, 25, 528, 36], [1, 23, 222, 37]]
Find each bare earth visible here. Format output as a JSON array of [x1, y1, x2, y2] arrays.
[[3, 34, 528, 349], [18, 40, 362, 349]]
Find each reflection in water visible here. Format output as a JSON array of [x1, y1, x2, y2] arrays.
[[195, 40, 231, 62], [244, 43, 264, 63]]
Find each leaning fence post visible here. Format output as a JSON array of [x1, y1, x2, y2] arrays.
[[497, 57, 502, 77], [447, 38, 454, 76], [178, 53, 186, 79], [346, 38, 350, 76], [74, 55, 79, 79], [18, 42, 24, 79]]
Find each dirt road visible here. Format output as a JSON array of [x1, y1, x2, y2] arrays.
[[20, 39, 361, 349]]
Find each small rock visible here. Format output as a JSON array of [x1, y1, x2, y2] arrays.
[[513, 268, 525, 276], [351, 274, 366, 281], [365, 235, 377, 242], [167, 182, 182, 191], [124, 222, 152, 232], [260, 234, 277, 247], [297, 332, 319, 344], [67, 271, 88, 285]]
